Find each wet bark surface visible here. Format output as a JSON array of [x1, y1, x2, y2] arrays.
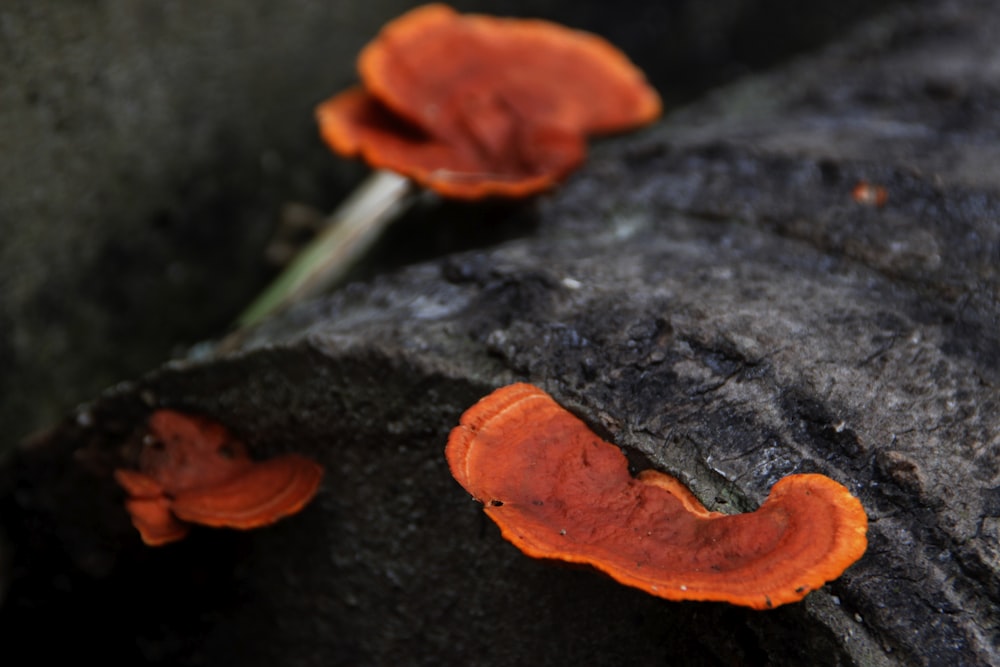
[[3, 0, 999, 665]]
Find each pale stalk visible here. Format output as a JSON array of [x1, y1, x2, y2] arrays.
[[235, 170, 414, 328]]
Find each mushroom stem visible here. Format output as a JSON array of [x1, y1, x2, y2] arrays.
[[235, 169, 415, 328]]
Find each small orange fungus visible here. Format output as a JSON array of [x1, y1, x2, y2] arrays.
[[852, 180, 888, 207], [446, 383, 868, 609], [114, 410, 323, 546]]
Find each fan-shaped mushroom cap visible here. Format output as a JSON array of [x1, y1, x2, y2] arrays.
[[446, 383, 868, 609], [114, 410, 324, 545], [122, 495, 191, 546], [316, 87, 584, 199], [170, 454, 324, 529], [315, 3, 660, 200], [138, 409, 253, 493], [359, 4, 661, 139]]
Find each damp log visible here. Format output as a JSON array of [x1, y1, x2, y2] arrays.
[[3, 0, 1000, 665]]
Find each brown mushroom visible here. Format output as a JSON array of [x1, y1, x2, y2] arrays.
[[446, 383, 869, 609], [114, 410, 323, 546]]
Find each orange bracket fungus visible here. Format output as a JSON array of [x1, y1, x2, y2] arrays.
[[318, 2, 661, 200], [236, 3, 661, 327], [114, 410, 324, 546], [446, 383, 868, 609]]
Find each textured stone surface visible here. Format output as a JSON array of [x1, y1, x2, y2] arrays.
[[4, 0, 999, 665]]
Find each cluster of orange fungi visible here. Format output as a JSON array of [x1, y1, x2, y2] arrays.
[[446, 383, 868, 609], [316, 3, 662, 199], [118, 5, 869, 612], [114, 410, 323, 546]]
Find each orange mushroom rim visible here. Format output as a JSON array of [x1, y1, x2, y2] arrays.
[[445, 383, 869, 609], [114, 409, 324, 546], [313, 3, 662, 200]]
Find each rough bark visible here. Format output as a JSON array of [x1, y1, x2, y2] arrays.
[[3, 0, 1000, 665]]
